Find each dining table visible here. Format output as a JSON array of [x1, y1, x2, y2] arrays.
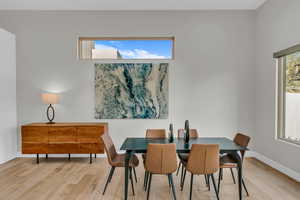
[[120, 137, 248, 200]]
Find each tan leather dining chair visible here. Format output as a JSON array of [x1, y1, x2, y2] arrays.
[[146, 129, 166, 138], [182, 144, 220, 200], [143, 129, 166, 190], [145, 143, 177, 200], [218, 133, 251, 196], [176, 129, 199, 176], [101, 133, 139, 195]]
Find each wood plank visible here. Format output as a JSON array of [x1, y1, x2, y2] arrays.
[[48, 127, 77, 143], [77, 127, 104, 143], [0, 157, 299, 200], [22, 127, 48, 143]]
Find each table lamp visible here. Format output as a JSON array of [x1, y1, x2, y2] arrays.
[[41, 93, 59, 124]]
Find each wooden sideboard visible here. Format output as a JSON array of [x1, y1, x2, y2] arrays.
[[21, 123, 108, 164]]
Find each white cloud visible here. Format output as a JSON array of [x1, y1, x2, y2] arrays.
[[119, 49, 166, 59], [94, 44, 116, 50]]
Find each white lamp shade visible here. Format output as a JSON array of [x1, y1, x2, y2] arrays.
[[41, 93, 59, 104]]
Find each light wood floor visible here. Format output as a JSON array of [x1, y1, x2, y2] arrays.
[[0, 157, 299, 200]]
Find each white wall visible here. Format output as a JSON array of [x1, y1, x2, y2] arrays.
[[255, 0, 300, 173], [0, 11, 256, 152], [0, 28, 17, 164]]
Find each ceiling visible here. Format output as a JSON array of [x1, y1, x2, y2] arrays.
[[0, 0, 267, 10]]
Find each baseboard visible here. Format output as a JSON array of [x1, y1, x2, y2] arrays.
[[0, 154, 16, 165], [248, 151, 300, 182]]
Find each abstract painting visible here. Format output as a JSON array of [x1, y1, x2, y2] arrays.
[[95, 63, 169, 119]]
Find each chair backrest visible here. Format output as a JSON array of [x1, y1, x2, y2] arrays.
[[177, 129, 199, 138], [146, 129, 166, 138], [101, 133, 117, 166], [145, 143, 177, 174], [186, 144, 219, 175], [234, 133, 251, 159]]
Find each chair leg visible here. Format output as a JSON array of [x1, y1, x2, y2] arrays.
[[169, 174, 177, 200], [180, 164, 184, 184], [207, 174, 210, 191], [133, 167, 137, 183], [242, 178, 249, 196], [108, 167, 115, 183], [230, 168, 236, 184], [218, 169, 222, 195], [204, 175, 208, 187], [102, 166, 115, 195], [144, 171, 149, 191], [210, 174, 220, 200], [176, 161, 181, 176], [147, 173, 153, 200], [168, 175, 171, 188], [181, 168, 187, 191], [144, 171, 147, 190], [129, 167, 135, 196], [189, 173, 194, 200]]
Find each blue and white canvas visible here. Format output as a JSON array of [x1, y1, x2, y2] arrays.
[[95, 63, 169, 119]]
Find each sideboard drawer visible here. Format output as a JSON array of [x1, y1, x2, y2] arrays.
[[79, 143, 103, 153], [22, 143, 48, 154], [48, 143, 79, 154], [22, 127, 48, 143], [77, 127, 104, 143], [48, 127, 77, 143]]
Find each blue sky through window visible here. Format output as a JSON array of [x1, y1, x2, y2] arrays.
[[95, 40, 173, 59]]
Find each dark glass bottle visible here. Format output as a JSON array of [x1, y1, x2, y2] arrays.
[[184, 120, 190, 144], [169, 123, 174, 142]]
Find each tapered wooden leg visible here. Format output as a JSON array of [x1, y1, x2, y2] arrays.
[[68, 154, 71, 161], [45, 154, 48, 159], [210, 174, 220, 200], [36, 154, 39, 164], [95, 154, 97, 158], [189, 174, 194, 200], [89, 154, 92, 164], [169, 174, 177, 200], [147, 173, 152, 200]]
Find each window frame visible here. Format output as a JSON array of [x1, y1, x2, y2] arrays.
[[77, 37, 175, 60], [276, 52, 300, 146]]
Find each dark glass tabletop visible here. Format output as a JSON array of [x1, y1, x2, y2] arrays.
[[120, 137, 248, 153]]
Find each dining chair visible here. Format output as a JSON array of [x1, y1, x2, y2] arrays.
[[181, 144, 220, 200], [145, 143, 178, 200], [176, 129, 199, 176], [176, 129, 209, 189], [143, 129, 166, 190], [101, 133, 139, 195], [218, 133, 251, 196]]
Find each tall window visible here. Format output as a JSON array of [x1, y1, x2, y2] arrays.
[[276, 45, 300, 145], [78, 37, 174, 60]]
